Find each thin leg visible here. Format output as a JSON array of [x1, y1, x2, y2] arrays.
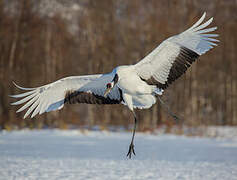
[[127, 111, 137, 159]]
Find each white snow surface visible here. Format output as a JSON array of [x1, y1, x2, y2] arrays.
[[0, 130, 237, 180]]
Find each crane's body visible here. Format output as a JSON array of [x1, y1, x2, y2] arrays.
[[114, 65, 161, 110], [10, 12, 219, 158], [116, 66, 159, 95]]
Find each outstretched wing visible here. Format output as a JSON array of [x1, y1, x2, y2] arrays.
[[134, 12, 219, 89], [10, 74, 122, 119]]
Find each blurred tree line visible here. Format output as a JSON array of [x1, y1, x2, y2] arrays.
[[0, 0, 236, 131]]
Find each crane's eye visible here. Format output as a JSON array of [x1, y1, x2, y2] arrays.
[[106, 83, 112, 88]]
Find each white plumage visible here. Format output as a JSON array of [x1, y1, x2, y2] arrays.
[[11, 74, 121, 119], [135, 12, 218, 86], [10, 12, 219, 158]]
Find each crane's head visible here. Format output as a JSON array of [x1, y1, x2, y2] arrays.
[[104, 74, 118, 97]]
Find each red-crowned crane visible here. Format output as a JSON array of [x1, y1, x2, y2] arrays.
[[10, 12, 219, 158]]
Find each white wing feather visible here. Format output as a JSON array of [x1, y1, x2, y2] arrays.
[[135, 12, 219, 86], [10, 74, 121, 119]]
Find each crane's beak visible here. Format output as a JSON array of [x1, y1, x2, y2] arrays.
[[104, 87, 112, 97], [104, 74, 118, 97]]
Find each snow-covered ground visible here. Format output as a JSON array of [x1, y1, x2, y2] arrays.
[[0, 130, 237, 180]]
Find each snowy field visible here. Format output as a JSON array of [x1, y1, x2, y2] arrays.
[[0, 130, 237, 180]]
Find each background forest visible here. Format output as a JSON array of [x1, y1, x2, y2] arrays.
[[0, 0, 236, 131]]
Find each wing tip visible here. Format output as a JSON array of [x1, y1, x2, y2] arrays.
[[10, 102, 18, 106], [208, 17, 214, 25], [213, 26, 217, 30], [187, 12, 217, 33], [9, 94, 16, 98], [12, 81, 24, 90], [12, 81, 36, 91], [202, 12, 207, 18], [23, 114, 28, 119], [31, 113, 36, 119], [16, 108, 23, 113]]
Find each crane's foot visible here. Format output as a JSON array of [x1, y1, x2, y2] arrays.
[[127, 143, 136, 159]]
